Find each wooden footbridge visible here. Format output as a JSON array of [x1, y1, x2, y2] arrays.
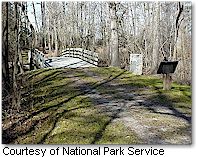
[[28, 48, 99, 69]]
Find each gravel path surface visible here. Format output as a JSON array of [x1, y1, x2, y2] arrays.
[[76, 69, 192, 144]]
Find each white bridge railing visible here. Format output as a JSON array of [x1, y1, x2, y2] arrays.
[[29, 48, 99, 69], [60, 48, 99, 66], [28, 49, 49, 68]]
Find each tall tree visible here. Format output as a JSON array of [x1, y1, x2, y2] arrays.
[[172, 2, 184, 60], [109, 2, 120, 67], [32, 2, 39, 47], [12, 2, 21, 110], [151, 2, 160, 73], [41, 1, 46, 53], [2, 2, 10, 89]]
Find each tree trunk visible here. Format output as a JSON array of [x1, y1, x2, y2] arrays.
[[80, 2, 83, 47], [18, 3, 24, 74], [109, 2, 120, 67], [12, 2, 21, 110], [151, 2, 160, 74], [41, 2, 46, 53], [2, 2, 10, 89], [48, 15, 51, 51], [173, 2, 184, 60], [32, 2, 39, 47], [54, 19, 58, 55]]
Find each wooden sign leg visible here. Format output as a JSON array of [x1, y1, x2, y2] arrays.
[[163, 74, 172, 90]]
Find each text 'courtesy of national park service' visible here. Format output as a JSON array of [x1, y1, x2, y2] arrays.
[[2, 146, 165, 157]]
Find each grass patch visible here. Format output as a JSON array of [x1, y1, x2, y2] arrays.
[[3, 67, 191, 144], [96, 121, 141, 144], [44, 107, 110, 144], [7, 67, 143, 144]]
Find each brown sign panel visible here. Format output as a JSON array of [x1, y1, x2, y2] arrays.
[[157, 61, 178, 74]]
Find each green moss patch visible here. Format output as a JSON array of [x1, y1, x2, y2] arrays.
[[2, 67, 191, 144]]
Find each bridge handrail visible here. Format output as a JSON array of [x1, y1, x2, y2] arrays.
[[29, 48, 99, 68], [29, 49, 48, 68], [61, 48, 98, 66]]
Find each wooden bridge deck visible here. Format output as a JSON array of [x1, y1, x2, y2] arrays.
[[46, 56, 97, 68]]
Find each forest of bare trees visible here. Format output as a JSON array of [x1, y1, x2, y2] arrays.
[[32, 1, 191, 79], [2, 1, 191, 112]]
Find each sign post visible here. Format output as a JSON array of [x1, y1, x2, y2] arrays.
[[157, 61, 178, 90]]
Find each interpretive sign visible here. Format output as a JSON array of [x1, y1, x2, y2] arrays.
[[157, 60, 178, 90], [157, 61, 178, 74]]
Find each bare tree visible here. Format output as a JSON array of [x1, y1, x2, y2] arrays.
[[27, 1, 191, 83], [172, 2, 184, 60], [2, 2, 10, 89], [12, 2, 21, 110], [109, 2, 120, 67], [32, 1, 39, 47], [41, 1, 46, 53], [151, 2, 160, 74]]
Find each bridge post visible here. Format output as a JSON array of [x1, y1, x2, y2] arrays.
[[29, 49, 34, 70], [41, 54, 45, 68]]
